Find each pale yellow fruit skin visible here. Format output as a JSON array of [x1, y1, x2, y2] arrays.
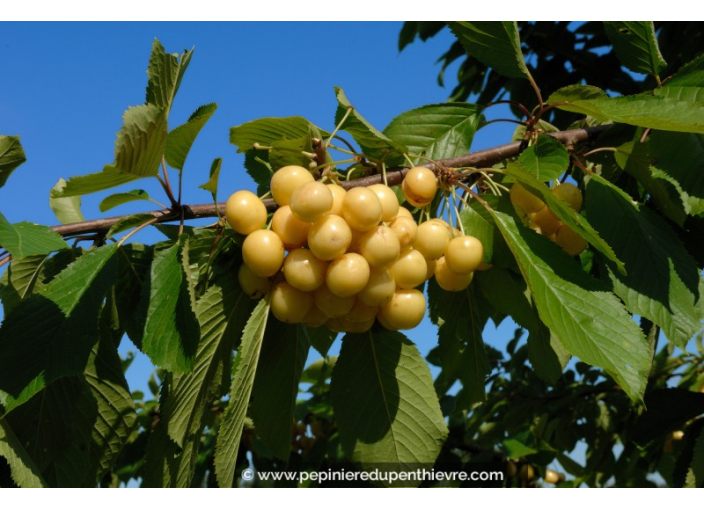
[[242, 230, 285, 277], [359, 225, 401, 267], [389, 216, 418, 251], [225, 190, 267, 235], [358, 266, 396, 306], [282, 248, 327, 292], [552, 182, 583, 212], [510, 183, 545, 214], [307, 214, 352, 261], [271, 205, 311, 250], [555, 224, 588, 256], [402, 166, 437, 207], [368, 183, 400, 222], [435, 256, 473, 292], [327, 184, 347, 215], [544, 469, 560, 485], [342, 187, 383, 232], [345, 299, 378, 323], [337, 316, 375, 333], [271, 282, 313, 323], [238, 264, 271, 299], [414, 220, 451, 260], [289, 181, 334, 222], [314, 285, 355, 318], [445, 235, 484, 275], [530, 207, 561, 237], [326, 253, 370, 297], [425, 258, 437, 280], [388, 249, 427, 289], [378, 289, 426, 330], [395, 207, 413, 219], [270, 165, 314, 206], [302, 306, 328, 328]]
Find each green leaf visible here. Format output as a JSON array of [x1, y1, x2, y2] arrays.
[[305, 326, 337, 357], [145, 39, 193, 113], [215, 296, 270, 487], [105, 213, 156, 239], [502, 164, 624, 272], [0, 244, 118, 411], [198, 158, 222, 204], [229, 116, 321, 190], [0, 211, 69, 259], [667, 53, 704, 88], [86, 321, 138, 479], [250, 319, 311, 460], [0, 417, 46, 487], [330, 329, 448, 486], [427, 278, 491, 406], [105, 104, 169, 177], [99, 190, 155, 213], [3, 377, 97, 487], [476, 269, 566, 383], [165, 103, 217, 171], [654, 86, 704, 103], [687, 429, 704, 488], [114, 243, 153, 347], [503, 438, 538, 459], [269, 129, 321, 171], [459, 206, 493, 264], [334, 87, 406, 160], [0, 136, 26, 189], [509, 136, 569, 182], [0, 254, 50, 314], [52, 167, 139, 198], [586, 175, 702, 348], [145, 275, 253, 487], [141, 237, 200, 372], [547, 84, 609, 104], [490, 210, 650, 402], [49, 178, 85, 224], [553, 94, 704, 134], [650, 131, 704, 216], [615, 139, 686, 226], [603, 22, 666, 76], [448, 22, 530, 79], [383, 102, 483, 162]]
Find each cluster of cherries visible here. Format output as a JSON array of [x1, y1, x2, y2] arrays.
[[509, 182, 587, 256], [225, 165, 485, 333]]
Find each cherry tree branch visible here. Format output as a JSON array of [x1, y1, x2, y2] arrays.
[[48, 126, 609, 238]]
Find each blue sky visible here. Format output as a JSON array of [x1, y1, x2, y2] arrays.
[[0, 22, 518, 392]]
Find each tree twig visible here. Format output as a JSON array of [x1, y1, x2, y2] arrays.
[[40, 126, 609, 239]]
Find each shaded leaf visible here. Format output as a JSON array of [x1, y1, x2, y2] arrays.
[[50, 178, 85, 224], [0, 418, 46, 487], [145, 39, 193, 113], [165, 103, 217, 171], [603, 22, 666, 76], [99, 190, 155, 213], [650, 131, 704, 216], [0, 136, 26, 189], [631, 388, 704, 445], [448, 22, 530, 79], [330, 329, 448, 486], [250, 319, 311, 460], [503, 164, 624, 272], [215, 296, 270, 487], [0, 244, 118, 411], [105, 213, 156, 239], [198, 158, 222, 204], [491, 209, 650, 402], [383, 102, 483, 162], [141, 237, 200, 372], [334, 87, 406, 160], [0, 211, 68, 259], [586, 175, 702, 347]]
